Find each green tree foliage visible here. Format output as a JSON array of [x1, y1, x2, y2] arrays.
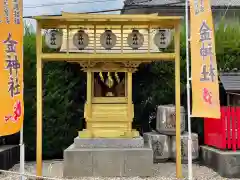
[[215, 21, 240, 70], [23, 20, 240, 160]]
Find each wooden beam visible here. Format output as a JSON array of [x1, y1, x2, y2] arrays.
[[41, 53, 175, 62], [41, 21, 177, 29]]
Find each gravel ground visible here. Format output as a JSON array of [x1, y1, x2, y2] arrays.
[[0, 160, 238, 180]]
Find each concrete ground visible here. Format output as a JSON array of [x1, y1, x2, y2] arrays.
[[0, 160, 238, 180]]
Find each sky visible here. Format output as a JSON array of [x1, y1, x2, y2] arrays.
[[23, 0, 125, 27]]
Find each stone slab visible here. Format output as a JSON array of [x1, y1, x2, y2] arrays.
[[201, 145, 240, 178], [92, 149, 124, 176], [63, 144, 93, 177], [63, 144, 153, 177], [74, 137, 144, 148], [124, 148, 153, 176]]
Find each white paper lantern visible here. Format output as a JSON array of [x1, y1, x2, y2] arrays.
[[73, 30, 89, 50], [127, 29, 144, 50], [45, 29, 63, 49], [100, 30, 117, 50], [154, 29, 172, 49]]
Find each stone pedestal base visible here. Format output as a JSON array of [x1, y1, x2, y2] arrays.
[[201, 145, 240, 178], [63, 137, 153, 177]]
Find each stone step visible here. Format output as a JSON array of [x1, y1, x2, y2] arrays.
[[74, 136, 144, 148]]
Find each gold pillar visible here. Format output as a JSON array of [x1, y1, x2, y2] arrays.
[[127, 70, 133, 131], [174, 23, 182, 178], [36, 21, 43, 177], [87, 70, 92, 122]]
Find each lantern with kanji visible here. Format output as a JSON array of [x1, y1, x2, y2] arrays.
[[45, 29, 63, 49], [73, 30, 89, 50], [127, 29, 144, 50], [100, 30, 117, 50], [154, 29, 171, 50]]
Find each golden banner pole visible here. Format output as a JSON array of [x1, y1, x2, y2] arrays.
[[36, 21, 43, 177], [174, 22, 183, 179]]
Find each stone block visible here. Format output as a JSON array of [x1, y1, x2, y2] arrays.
[[171, 132, 199, 162], [74, 137, 144, 148], [63, 144, 93, 177], [156, 105, 185, 135], [143, 132, 171, 163], [63, 144, 153, 177], [201, 146, 240, 178], [123, 148, 153, 177], [92, 149, 124, 176]]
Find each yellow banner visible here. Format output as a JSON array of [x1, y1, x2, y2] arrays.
[[0, 0, 24, 136], [190, 0, 220, 118]]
